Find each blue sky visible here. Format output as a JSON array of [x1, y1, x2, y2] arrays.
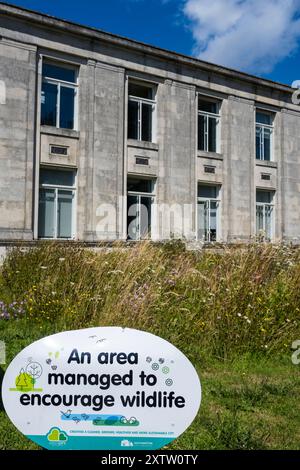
[[2, 0, 300, 85]]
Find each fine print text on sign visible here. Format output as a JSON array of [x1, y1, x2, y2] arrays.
[[2, 327, 201, 450]]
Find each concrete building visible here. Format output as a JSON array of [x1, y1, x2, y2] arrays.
[[0, 2, 300, 248]]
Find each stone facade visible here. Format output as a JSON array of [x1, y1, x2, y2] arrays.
[[0, 3, 299, 246]]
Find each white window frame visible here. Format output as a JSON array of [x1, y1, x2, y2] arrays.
[[128, 82, 156, 142], [198, 96, 221, 153], [197, 186, 220, 243], [127, 179, 156, 240], [42, 61, 79, 130], [256, 193, 274, 241], [39, 171, 77, 240], [256, 111, 274, 161]]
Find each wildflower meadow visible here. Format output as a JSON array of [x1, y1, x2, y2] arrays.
[[0, 241, 300, 449]]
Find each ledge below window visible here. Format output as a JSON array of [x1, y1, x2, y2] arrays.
[[256, 160, 277, 169], [197, 151, 223, 160], [127, 139, 159, 151], [40, 126, 80, 139]]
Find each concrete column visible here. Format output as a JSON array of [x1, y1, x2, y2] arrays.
[[157, 79, 196, 240], [227, 96, 255, 242], [0, 38, 37, 240]]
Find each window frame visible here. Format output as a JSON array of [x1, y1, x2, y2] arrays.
[[197, 95, 221, 153], [127, 178, 156, 240], [255, 110, 274, 161], [41, 60, 79, 131], [128, 81, 157, 143], [197, 184, 221, 243], [256, 190, 275, 241], [38, 169, 77, 240]]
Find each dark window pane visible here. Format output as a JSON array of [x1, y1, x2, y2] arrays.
[[256, 190, 272, 204], [198, 99, 218, 114], [256, 112, 272, 125], [140, 196, 152, 239], [42, 63, 76, 83], [127, 194, 139, 240], [256, 205, 264, 234], [263, 128, 271, 161], [129, 83, 152, 99], [198, 185, 218, 199], [198, 114, 205, 151], [41, 82, 57, 126], [127, 178, 153, 193], [128, 100, 139, 139], [256, 126, 262, 159], [40, 169, 75, 187], [141, 103, 152, 141], [60, 86, 75, 129], [210, 201, 218, 242], [38, 188, 55, 238], [127, 195, 152, 240], [57, 190, 73, 238], [197, 200, 208, 241], [208, 117, 217, 152]]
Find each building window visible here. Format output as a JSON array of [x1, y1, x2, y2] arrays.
[[256, 111, 274, 161], [128, 82, 156, 142], [197, 185, 220, 242], [256, 190, 274, 241], [127, 177, 155, 240], [41, 61, 78, 130], [38, 169, 76, 239], [198, 97, 220, 153]]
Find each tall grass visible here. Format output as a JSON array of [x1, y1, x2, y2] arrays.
[[0, 241, 299, 360]]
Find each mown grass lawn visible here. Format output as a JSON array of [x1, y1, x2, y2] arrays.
[[0, 242, 300, 450]]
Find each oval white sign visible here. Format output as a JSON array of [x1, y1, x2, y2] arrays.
[[2, 327, 201, 450]]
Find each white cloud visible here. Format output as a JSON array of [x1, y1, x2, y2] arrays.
[[182, 0, 300, 73]]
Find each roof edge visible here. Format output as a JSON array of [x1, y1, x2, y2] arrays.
[[0, 1, 295, 94]]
